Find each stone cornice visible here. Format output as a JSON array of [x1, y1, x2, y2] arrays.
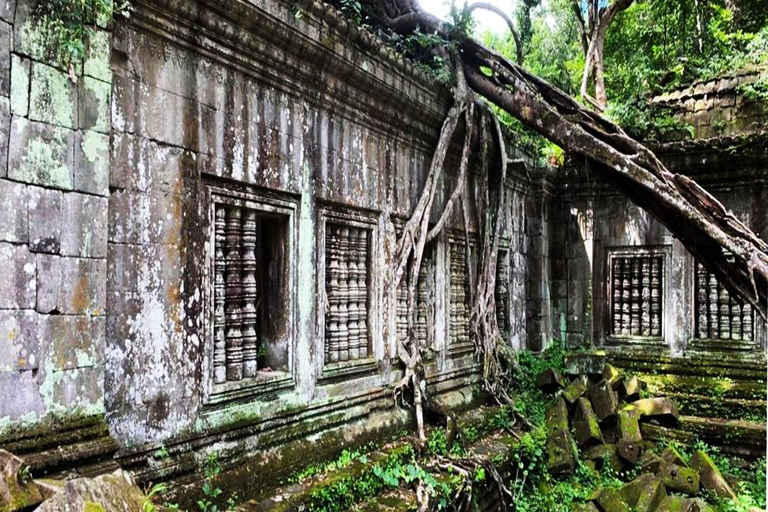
[[130, 0, 451, 151]]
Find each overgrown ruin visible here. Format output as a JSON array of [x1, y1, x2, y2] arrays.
[[0, 0, 765, 510]]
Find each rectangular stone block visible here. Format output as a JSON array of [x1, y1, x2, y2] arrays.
[[536, 367, 566, 393], [573, 397, 604, 447], [635, 398, 679, 423], [0, 242, 36, 308], [0, 370, 44, 420], [0, 179, 27, 242], [8, 118, 75, 190], [29, 61, 77, 129], [74, 130, 109, 195], [56, 257, 107, 315], [39, 314, 105, 371], [28, 186, 63, 253], [588, 379, 618, 422], [0, 20, 10, 97], [83, 28, 112, 83], [35, 253, 60, 313], [0, 309, 40, 371], [618, 406, 643, 443], [10, 54, 29, 117], [562, 375, 589, 406], [36, 366, 104, 415], [61, 193, 108, 258], [78, 76, 111, 133], [689, 450, 737, 500], [658, 462, 700, 496]]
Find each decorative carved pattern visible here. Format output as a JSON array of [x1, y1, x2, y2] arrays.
[[325, 224, 370, 363], [213, 203, 261, 383], [694, 262, 754, 341], [610, 255, 663, 337], [495, 250, 510, 341], [449, 240, 471, 346]]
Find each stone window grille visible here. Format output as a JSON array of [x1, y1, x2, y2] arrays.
[[213, 203, 261, 383], [695, 262, 754, 342], [449, 238, 472, 346], [610, 255, 663, 338], [324, 223, 371, 363]]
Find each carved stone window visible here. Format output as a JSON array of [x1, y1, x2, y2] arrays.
[[324, 223, 372, 364], [449, 237, 473, 348], [206, 186, 295, 404], [695, 262, 754, 342], [609, 253, 664, 338]]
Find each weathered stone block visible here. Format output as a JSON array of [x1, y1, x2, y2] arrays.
[[10, 54, 29, 117], [0, 179, 27, 242], [619, 473, 657, 506], [35, 469, 144, 512], [74, 130, 109, 195], [572, 503, 599, 512], [0, 242, 35, 308], [40, 315, 104, 371], [29, 62, 77, 129], [573, 397, 603, 447], [638, 452, 663, 474], [61, 193, 108, 258], [0, 371, 44, 420], [591, 488, 630, 512], [635, 478, 667, 512], [0, 310, 39, 372], [8, 118, 74, 190], [656, 497, 713, 512], [615, 375, 642, 401], [28, 186, 63, 253], [565, 352, 606, 375], [562, 375, 589, 406], [602, 362, 621, 385], [0, 21, 11, 98], [536, 367, 566, 393], [546, 398, 569, 430], [36, 254, 60, 313], [634, 398, 679, 423], [617, 406, 643, 443], [0, 0, 13, 23], [689, 450, 737, 501], [588, 379, 618, 422], [658, 462, 700, 496], [78, 77, 110, 133], [56, 257, 107, 315], [547, 428, 577, 476], [0, 449, 45, 511], [83, 29, 112, 83], [660, 446, 687, 467], [617, 439, 641, 465]]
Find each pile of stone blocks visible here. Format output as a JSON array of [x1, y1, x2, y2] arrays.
[[539, 360, 679, 477], [0, 449, 147, 512], [538, 359, 743, 512]]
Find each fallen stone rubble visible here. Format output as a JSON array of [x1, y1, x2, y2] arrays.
[[538, 359, 746, 512], [1, 449, 147, 512]]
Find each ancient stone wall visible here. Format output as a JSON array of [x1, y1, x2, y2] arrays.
[[0, 0, 555, 496], [555, 144, 768, 354], [0, 0, 111, 438]]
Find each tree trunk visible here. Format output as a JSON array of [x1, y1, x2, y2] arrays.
[[361, 0, 768, 316]]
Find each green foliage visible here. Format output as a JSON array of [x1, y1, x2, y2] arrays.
[[142, 483, 168, 512], [197, 454, 224, 512], [31, 0, 131, 66], [290, 445, 376, 483], [606, 100, 695, 141], [509, 339, 566, 425]]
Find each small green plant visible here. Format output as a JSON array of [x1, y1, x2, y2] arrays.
[[142, 483, 168, 512], [198, 454, 224, 512], [31, 0, 132, 69], [18, 465, 32, 485], [153, 445, 170, 460]]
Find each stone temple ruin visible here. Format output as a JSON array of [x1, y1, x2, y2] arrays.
[[0, 0, 765, 509]]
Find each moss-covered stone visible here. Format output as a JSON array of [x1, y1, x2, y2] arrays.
[[0, 449, 44, 512], [572, 398, 603, 447], [657, 462, 700, 496]]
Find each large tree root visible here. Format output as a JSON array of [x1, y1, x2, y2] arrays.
[[365, 0, 768, 318]]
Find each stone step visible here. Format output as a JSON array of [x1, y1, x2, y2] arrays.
[[640, 373, 766, 401], [641, 415, 766, 459], [664, 392, 766, 422]]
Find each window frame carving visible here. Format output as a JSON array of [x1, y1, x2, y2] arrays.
[[202, 182, 298, 406], [447, 232, 476, 357], [606, 246, 669, 345], [316, 206, 379, 384]]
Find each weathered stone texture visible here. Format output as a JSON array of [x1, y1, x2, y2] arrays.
[[0, 242, 35, 308], [27, 186, 62, 253], [0, 179, 27, 242]]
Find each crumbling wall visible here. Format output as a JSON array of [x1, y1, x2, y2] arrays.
[[0, 0, 111, 438]]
